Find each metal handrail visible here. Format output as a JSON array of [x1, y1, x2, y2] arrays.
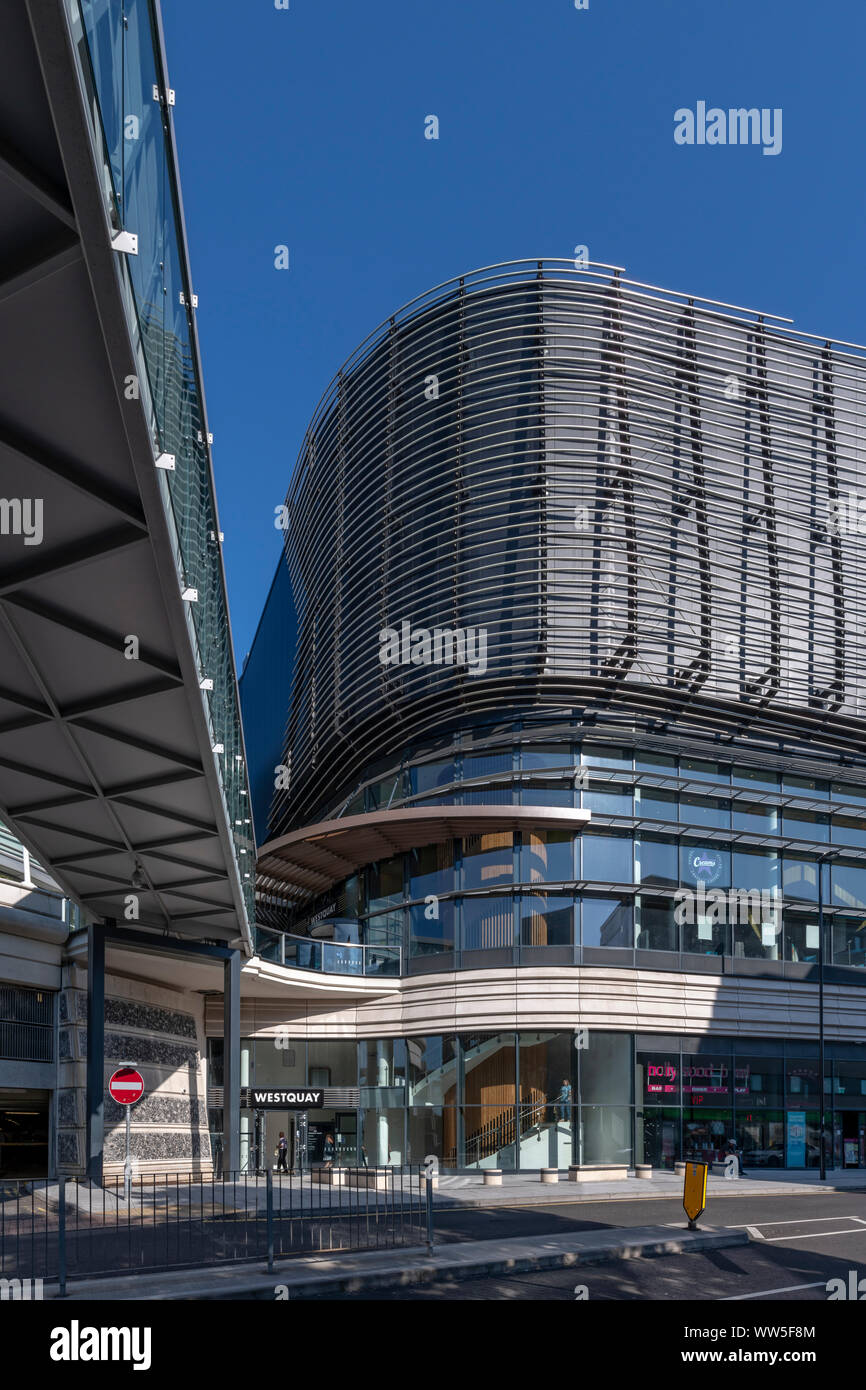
[[254, 927, 402, 978]]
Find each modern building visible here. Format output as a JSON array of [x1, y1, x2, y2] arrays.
[[0, 0, 252, 1179], [237, 259, 866, 1174]]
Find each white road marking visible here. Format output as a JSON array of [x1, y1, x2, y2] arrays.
[[722, 1281, 828, 1301], [745, 1225, 765, 1240]]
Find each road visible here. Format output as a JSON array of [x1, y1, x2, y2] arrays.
[[304, 1190, 866, 1300]]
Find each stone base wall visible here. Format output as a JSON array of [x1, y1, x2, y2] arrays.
[[57, 962, 212, 1177]]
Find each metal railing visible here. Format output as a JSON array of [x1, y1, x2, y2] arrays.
[[254, 927, 402, 977], [0, 1168, 428, 1291]]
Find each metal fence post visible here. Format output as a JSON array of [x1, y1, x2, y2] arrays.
[[266, 1167, 274, 1275], [425, 1168, 434, 1254], [57, 1175, 67, 1297]]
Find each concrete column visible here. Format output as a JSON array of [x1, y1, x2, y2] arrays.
[[223, 951, 240, 1173], [85, 922, 106, 1183]]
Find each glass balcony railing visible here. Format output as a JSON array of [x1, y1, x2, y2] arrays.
[[64, 0, 254, 928], [254, 927, 402, 979]]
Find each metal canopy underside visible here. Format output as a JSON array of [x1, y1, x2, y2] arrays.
[[0, 5, 248, 947], [258, 805, 592, 898]]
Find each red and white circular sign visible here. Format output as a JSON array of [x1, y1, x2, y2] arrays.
[[108, 1067, 144, 1105]]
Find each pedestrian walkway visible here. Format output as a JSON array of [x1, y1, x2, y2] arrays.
[[49, 1222, 748, 1301], [430, 1168, 866, 1208]]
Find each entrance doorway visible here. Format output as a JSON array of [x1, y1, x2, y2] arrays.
[[835, 1111, 866, 1168], [0, 1090, 50, 1178]]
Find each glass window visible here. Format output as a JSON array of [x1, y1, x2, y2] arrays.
[[254, 1038, 305, 1088], [581, 833, 633, 883], [519, 1033, 574, 1144], [639, 1107, 680, 1168], [582, 783, 634, 816], [407, 1036, 458, 1105], [833, 784, 866, 809], [732, 903, 781, 960], [682, 1108, 732, 1165], [637, 1051, 680, 1104], [680, 890, 729, 956], [681, 793, 731, 830], [363, 911, 402, 947], [783, 911, 820, 963], [681, 757, 728, 785], [732, 849, 780, 897], [580, 1106, 632, 1165], [732, 1056, 783, 1109], [520, 780, 574, 808], [407, 1107, 454, 1167], [786, 1058, 820, 1102], [635, 836, 677, 887], [408, 841, 454, 900], [368, 775, 404, 810], [462, 832, 513, 889], [411, 761, 455, 794], [783, 856, 819, 903], [833, 1060, 866, 1101], [635, 786, 677, 820], [360, 1108, 404, 1166], [521, 829, 575, 884], [738, 1112, 785, 1167], [308, 1039, 357, 1087], [519, 893, 573, 947], [367, 855, 403, 913], [832, 861, 866, 913], [833, 915, 866, 968], [832, 814, 866, 849], [359, 1039, 407, 1088], [783, 775, 829, 799], [636, 898, 678, 951], [733, 767, 779, 793], [462, 1032, 516, 1100], [580, 744, 632, 770], [582, 897, 633, 949], [462, 896, 514, 951], [580, 1031, 631, 1104], [783, 808, 830, 843], [461, 1107, 517, 1169], [520, 744, 573, 770], [463, 751, 512, 780], [683, 1054, 732, 1102], [636, 752, 676, 773], [409, 898, 455, 957], [680, 844, 730, 889], [733, 801, 779, 834]]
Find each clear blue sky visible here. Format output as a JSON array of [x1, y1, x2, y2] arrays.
[[163, 0, 866, 664]]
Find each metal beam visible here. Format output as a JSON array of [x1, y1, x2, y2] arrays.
[[4, 593, 181, 679], [0, 234, 81, 306], [0, 524, 147, 597], [0, 422, 146, 529], [0, 135, 76, 229]]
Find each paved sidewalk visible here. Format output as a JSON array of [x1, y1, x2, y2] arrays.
[[428, 1168, 866, 1207], [48, 1223, 747, 1301]]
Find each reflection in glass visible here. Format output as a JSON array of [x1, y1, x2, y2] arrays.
[[519, 894, 573, 946], [409, 898, 455, 957], [521, 829, 574, 883], [582, 897, 633, 948], [462, 832, 513, 889], [462, 896, 514, 950]]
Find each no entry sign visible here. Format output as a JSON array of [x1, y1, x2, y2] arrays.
[[108, 1067, 144, 1105]]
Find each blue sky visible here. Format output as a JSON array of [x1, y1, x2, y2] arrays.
[[163, 0, 866, 664]]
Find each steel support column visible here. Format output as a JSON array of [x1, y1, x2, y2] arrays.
[[85, 920, 107, 1182], [223, 950, 241, 1173]]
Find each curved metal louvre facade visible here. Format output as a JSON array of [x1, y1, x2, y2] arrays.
[[273, 261, 866, 834]]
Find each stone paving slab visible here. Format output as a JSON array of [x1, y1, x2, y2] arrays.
[[49, 1223, 748, 1301]]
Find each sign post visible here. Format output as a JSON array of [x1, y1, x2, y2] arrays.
[[108, 1067, 144, 1202], [682, 1160, 708, 1231]]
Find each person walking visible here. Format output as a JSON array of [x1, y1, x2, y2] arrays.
[[276, 1130, 289, 1172]]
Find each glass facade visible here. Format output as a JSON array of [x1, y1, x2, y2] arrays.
[[211, 1033, 866, 1172], [255, 735, 866, 979]]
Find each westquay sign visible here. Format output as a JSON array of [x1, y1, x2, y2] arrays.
[[249, 1089, 324, 1108]]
